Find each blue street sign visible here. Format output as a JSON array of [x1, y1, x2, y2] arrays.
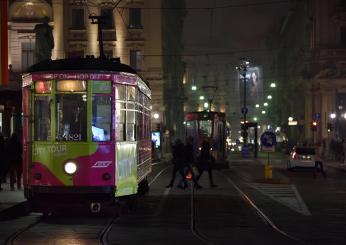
[[314, 113, 320, 120], [241, 107, 248, 114], [260, 131, 276, 152]]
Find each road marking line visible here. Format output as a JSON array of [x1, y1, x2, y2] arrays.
[[248, 183, 312, 216], [219, 172, 310, 245]]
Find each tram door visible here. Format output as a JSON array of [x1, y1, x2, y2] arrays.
[[22, 87, 32, 187]]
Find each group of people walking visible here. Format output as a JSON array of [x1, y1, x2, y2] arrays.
[[166, 136, 217, 189], [0, 133, 22, 191]]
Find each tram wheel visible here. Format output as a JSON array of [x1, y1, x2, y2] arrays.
[[138, 179, 149, 195]]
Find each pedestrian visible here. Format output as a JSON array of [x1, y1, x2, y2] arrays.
[[314, 143, 327, 179], [166, 139, 188, 189], [342, 139, 346, 164], [197, 140, 217, 187], [0, 133, 5, 191], [179, 136, 202, 189], [6, 133, 22, 190]]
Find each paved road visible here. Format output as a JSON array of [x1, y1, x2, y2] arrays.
[[1, 153, 346, 244]]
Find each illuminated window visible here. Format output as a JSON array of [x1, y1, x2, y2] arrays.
[[55, 94, 87, 141], [199, 120, 212, 138], [57, 80, 87, 92], [35, 81, 52, 94], [115, 84, 140, 141], [92, 96, 112, 142]]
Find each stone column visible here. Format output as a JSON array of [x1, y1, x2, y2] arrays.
[[52, 0, 64, 59], [86, 6, 99, 57]]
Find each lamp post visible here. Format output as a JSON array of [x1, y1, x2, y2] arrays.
[[236, 59, 250, 144]]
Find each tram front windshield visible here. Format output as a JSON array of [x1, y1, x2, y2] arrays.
[[199, 120, 212, 138], [56, 94, 87, 141]]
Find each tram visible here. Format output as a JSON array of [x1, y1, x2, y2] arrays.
[[185, 111, 227, 162], [22, 57, 152, 212]]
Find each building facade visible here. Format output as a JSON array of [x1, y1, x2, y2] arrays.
[[0, 0, 164, 139], [277, 0, 346, 144]]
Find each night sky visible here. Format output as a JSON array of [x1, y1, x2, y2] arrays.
[[183, 0, 289, 55]]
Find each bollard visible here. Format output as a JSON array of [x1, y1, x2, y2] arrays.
[[265, 163, 272, 179]]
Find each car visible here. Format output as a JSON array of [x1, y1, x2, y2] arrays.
[[287, 146, 316, 170]]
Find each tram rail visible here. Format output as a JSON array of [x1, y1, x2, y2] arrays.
[[4, 215, 43, 245]]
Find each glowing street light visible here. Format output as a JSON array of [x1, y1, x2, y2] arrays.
[[270, 82, 276, 88], [204, 102, 209, 109], [199, 95, 205, 100], [153, 113, 159, 119], [191, 85, 197, 91], [255, 104, 260, 108], [288, 117, 293, 122], [267, 95, 272, 100], [253, 117, 258, 121], [330, 113, 336, 119], [263, 102, 268, 107], [261, 110, 266, 114]]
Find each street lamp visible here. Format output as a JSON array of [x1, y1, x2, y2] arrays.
[[153, 112, 159, 119], [236, 59, 250, 144], [270, 82, 276, 88]]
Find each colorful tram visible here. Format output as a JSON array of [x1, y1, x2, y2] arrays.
[[22, 58, 152, 211], [185, 111, 227, 162]]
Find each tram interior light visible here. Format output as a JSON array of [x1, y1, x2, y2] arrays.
[[57, 80, 87, 92]]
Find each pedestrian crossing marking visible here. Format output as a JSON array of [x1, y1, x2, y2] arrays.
[[248, 183, 312, 216]]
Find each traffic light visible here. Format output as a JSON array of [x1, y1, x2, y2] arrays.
[[311, 121, 318, 131]]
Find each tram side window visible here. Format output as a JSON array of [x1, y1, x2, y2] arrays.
[[34, 96, 51, 141], [92, 96, 111, 142], [116, 101, 125, 141], [126, 102, 136, 141], [115, 84, 138, 142], [56, 94, 87, 141]]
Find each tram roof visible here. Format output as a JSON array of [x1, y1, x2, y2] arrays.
[[27, 58, 137, 75]]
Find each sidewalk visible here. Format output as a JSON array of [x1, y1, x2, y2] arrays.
[[0, 183, 26, 212]]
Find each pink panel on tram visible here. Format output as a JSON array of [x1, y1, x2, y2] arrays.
[[30, 163, 65, 186], [73, 144, 115, 186], [113, 73, 137, 85], [31, 73, 112, 81]]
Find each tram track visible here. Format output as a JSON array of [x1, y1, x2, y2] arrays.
[[4, 215, 44, 245], [3, 213, 121, 245], [187, 170, 312, 245], [217, 171, 311, 245]]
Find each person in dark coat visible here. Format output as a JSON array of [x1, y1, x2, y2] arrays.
[[179, 136, 202, 189], [166, 139, 188, 188], [197, 141, 217, 187], [0, 134, 5, 191], [6, 133, 22, 191]]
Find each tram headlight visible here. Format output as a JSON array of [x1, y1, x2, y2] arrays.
[[64, 161, 78, 175]]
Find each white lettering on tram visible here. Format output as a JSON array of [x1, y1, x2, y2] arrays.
[[33, 145, 67, 156], [92, 161, 112, 168]]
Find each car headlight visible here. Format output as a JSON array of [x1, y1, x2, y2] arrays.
[[64, 161, 78, 175]]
